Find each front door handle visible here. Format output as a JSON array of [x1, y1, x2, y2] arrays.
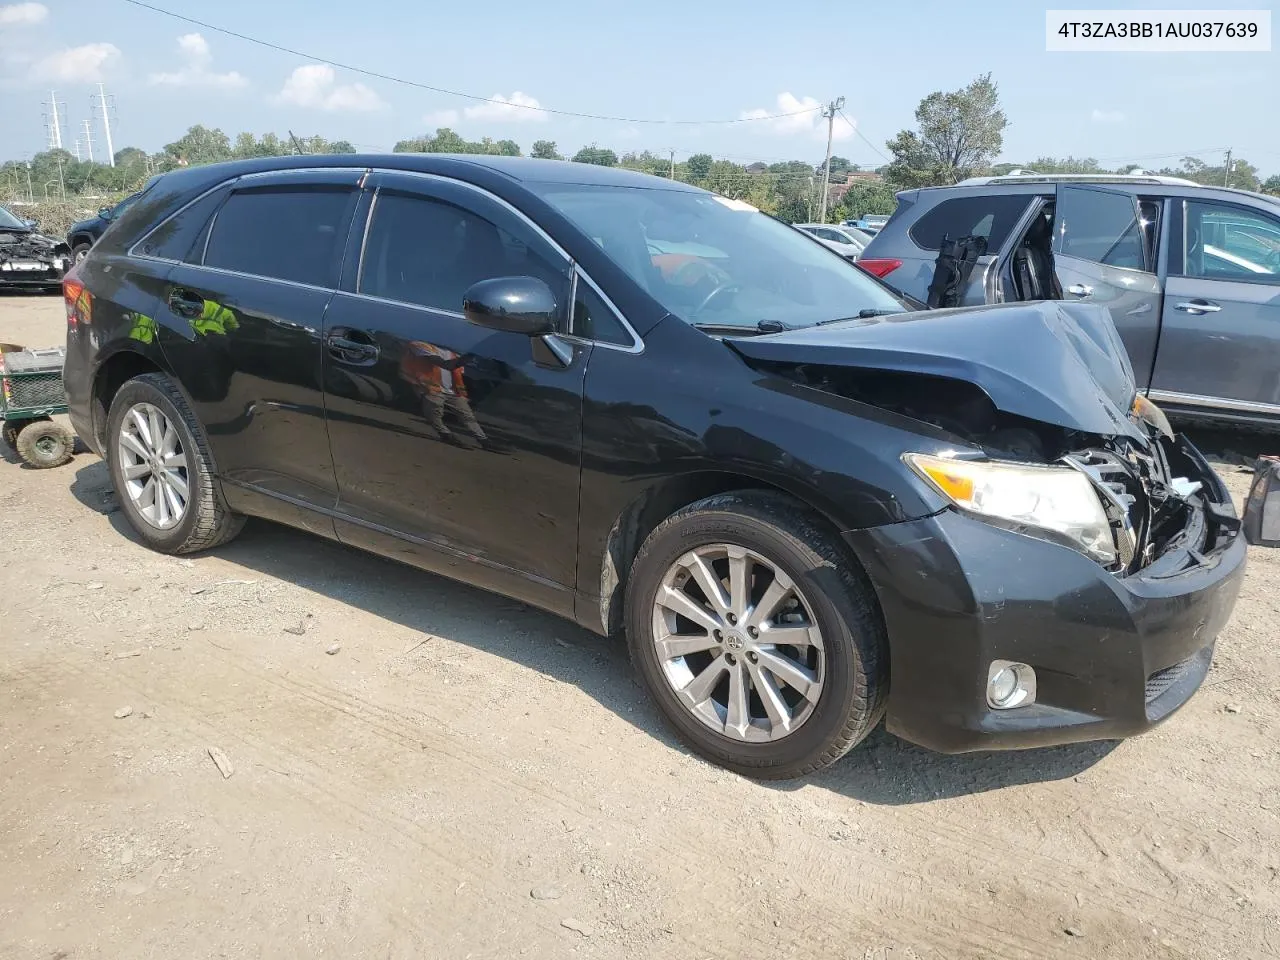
[[1174, 300, 1222, 315], [167, 287, 205, 320], [326, 329, 380, 365], [1067, 283, 1093, 298]]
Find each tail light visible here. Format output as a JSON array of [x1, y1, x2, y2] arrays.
[[856, 258, 902, 279], [63, 275, 88, 329]]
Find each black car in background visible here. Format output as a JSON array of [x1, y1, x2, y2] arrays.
[[66, 191, 144, 264], [61, 155, 1244, 779], [0, 204, 70, 291]]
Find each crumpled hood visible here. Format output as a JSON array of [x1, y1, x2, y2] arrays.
[[728, 300, 1143, 439], [0, 229, 67, 260]]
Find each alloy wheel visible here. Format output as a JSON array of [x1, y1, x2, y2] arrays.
[[651, 543, 826, 742], [117, 402, 191, 530]]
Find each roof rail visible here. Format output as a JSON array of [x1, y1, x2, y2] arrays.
[[956, 173, 1202, 187]]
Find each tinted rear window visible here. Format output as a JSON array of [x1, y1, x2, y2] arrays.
[[203, 186, 357, 288], [908, 194, 1032, 251]]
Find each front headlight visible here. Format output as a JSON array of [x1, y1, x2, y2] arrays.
[[905, 453, 1117, 565]]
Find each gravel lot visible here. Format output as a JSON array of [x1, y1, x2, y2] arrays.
[[2, 292, 1278, 959]]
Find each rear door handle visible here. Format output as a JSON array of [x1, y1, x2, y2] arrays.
[[167, 287, 205, 320], [1067, 283, 1093, 298], [1174, 300, 1222, 314], [326, 329, 380, 365]]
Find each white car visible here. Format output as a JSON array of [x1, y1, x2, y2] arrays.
[[793, 223, 872, 260]]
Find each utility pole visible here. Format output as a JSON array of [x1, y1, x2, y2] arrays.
[[669, 148, 675, 180], [818, 97, 845, 223], [55, 157, 65, 200], [288, 130, 306, 155], [1224, 148, 1232, 187], [96, 83, 116, 166], [83, 119, 95, 164], [48, 91, 63, 149], [24, 163, 33, 203], [72, 139, 82, 162]]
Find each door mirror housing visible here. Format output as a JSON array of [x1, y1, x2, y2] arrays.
[[462, 276, 558, 336], [98, 206, 112, 219]]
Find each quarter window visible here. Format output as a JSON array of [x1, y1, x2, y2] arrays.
[[203, 186, 357, 288], [908, 195, 1032, 251], [571, 273, 632, 346], [358, 191, 567, 314], [138, 188, 227, 262]]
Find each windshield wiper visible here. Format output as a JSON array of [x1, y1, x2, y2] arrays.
[[693, 319, 791, 335], [815, 308, 903, 326]]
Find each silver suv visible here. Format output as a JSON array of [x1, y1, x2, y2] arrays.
[[859, 173, 1280, 429]]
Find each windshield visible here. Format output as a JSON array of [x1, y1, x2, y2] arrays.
[[531, 184, 905, 329], [0, 206, 29, 230]]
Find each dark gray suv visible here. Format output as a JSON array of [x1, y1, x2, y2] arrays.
[[859, 173, 1280, 429]]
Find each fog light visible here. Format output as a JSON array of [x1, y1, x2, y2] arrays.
[[986, 660, 1036, 709]]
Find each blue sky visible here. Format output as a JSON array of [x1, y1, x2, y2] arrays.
[[0, 0, 1276, 175]]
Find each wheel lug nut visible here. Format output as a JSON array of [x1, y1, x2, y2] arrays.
[[747, 626, 758, 638], [727, 613, 737, 625], [725, 653, 736, 665], [747, 651, 758, 663]]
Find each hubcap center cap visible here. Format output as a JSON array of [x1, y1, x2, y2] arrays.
[[724, 631, 746, 651]]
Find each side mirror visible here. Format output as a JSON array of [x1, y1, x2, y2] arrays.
[[98, 206, 112, 219], [22, 218, 37, 230], [462, 276, 558, 336]]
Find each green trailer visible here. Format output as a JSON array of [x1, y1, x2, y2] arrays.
[[0, 343, 76, 468]]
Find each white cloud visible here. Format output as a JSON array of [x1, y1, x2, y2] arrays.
[[0, 2, 47, 25], [34, 42, 119, 82], [275, 64, 385, 112], [423, 108, 460, 127], [740, 93, 848, 141], [1091, 108, 1126, 124], [148, 33, 247, 90], [463, 91, 547, 123]]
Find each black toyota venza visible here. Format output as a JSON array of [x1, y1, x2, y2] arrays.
[[62, 155, 1245, 779]]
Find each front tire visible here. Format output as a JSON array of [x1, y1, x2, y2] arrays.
[[106, 373, 244, 554], [72, 242, 92, 264], [625, 491, 887, 779]]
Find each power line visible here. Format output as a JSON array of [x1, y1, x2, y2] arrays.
[[837, 109, 890, 164], [118, 0, 822, 127]]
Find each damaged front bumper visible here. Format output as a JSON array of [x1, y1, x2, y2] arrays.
[[845, 436, 1245, 753]]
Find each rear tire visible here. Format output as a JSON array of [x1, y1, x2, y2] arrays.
[[624, 491, 887, 780], [106, 373, 244, 554], [15, 420, 74, 468], [72, 242, 92, 264]]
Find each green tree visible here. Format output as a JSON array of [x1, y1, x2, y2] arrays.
[[164, 125, 233, 166], [1263, 174, 1280, 196], [686, 153, 713, 183], [113, 147, 147, 170], [531, 140, 561, 160], [572, 146, 617, 166], [833, 181, 897, 221], [885, 73, 1007, 187]]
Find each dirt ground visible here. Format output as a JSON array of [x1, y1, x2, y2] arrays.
[[1, 291, 1278, 960]]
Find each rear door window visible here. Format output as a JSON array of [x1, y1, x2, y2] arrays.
[[907, 194, 1033, 251], [202, 185, 358, 288], [1180, 201, 1280, 282], [1052, 185, 1149, 271]]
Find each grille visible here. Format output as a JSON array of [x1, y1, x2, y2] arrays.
[[1145, 657, 1194, 703]]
